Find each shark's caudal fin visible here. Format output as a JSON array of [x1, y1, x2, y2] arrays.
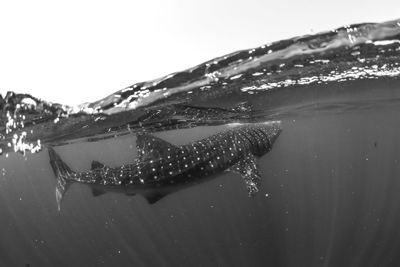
[[48, 147, 74, 211]]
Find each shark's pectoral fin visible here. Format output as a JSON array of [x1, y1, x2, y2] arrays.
[[228, 154, 261, 196], [136, 133, 179, 161], [91, 188, 106, 197], [143, 192, 169, 204], [91, 160, 106, 170]]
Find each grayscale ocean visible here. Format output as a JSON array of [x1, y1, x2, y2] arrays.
[[1, 19, 400, 266]]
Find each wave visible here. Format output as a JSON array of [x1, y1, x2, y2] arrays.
[[1, 18, 400, 155]]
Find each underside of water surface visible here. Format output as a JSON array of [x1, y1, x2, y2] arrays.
[[0, 19, 400, 266]]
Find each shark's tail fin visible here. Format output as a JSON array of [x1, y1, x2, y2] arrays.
[[48, 147, 75, 211]]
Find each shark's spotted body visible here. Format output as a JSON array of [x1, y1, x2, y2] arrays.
[[49, 122, 281, 209]]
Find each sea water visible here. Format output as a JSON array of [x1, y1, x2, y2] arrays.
[[1, 19, 400, 266]]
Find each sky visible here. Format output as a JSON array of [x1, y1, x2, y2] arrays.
[[0, 0, 399, 106]]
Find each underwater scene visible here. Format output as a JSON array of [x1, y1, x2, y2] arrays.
[[1, 19, 400, 266]]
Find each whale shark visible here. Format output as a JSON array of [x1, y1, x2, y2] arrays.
[[48, 121, 281, 210]]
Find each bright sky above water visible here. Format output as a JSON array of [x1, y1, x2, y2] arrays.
[[0, 0, 398, 106]]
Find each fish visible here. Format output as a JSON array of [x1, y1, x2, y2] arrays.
[[48, 121, 281, 210]]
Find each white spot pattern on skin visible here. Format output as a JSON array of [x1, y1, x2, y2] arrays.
[[68, 123, 278, 196]]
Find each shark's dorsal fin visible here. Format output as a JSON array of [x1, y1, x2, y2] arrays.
[[91, 160, 105, 170], [136, 133, 179, 161], [228, 154, 261, 196], [143, 192, 169, 204], [91, 188, 106, 197]]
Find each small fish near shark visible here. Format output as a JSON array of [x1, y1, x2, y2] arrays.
[[48, 121, 282, 210]]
